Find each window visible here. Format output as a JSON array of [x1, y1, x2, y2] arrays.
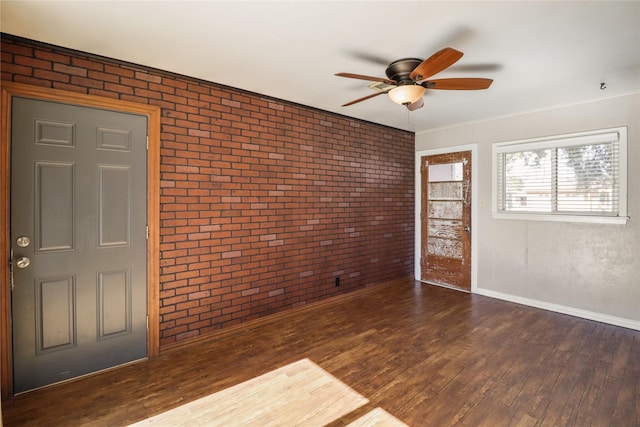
[[492, 127, 627, 224]]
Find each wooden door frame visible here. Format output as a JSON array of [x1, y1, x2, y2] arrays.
[[1, 82, 160, 399], [414, 144, 478, 293]]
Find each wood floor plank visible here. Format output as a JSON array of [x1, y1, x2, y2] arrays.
[[2, 278, 639, 427], [346, 408, 409, 427], [129, 359, 368, 426]]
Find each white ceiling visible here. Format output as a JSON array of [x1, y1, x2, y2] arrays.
[[2, 1, 639, 133]]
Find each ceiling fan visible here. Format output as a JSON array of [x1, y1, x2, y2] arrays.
[[336, 47, 493, 111]]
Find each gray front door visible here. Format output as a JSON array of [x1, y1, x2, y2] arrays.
[[10, 97, 148, 393]]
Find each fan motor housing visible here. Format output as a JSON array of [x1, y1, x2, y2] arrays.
[[385, 58, 422, 84]]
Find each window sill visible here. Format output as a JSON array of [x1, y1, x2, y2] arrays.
[[491, 212, 629, 225]]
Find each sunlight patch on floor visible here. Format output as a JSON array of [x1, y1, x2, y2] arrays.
[[347, 407, 409, 426], [128, 358, 408, 426]]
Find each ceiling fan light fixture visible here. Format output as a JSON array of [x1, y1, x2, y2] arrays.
[[388, 85, 425, 105]]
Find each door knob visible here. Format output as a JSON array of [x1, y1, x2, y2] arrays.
[[463, 226, 471, 232], [15, 257, 30, 269], [16, 236, 31, 248]]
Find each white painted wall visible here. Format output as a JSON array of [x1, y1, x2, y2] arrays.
[[415, 92, 640, 329]]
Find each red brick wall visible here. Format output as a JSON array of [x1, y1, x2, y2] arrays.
[[1, 35, 415, 347]]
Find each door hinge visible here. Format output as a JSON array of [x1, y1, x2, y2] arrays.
[[146, 136, 149, 150], [146, 315, 149, 331], [146, 226, 149, 240]]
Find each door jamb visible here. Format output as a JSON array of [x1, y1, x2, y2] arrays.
[[1, 82, 161, 399], [414, 144, 478, 293]]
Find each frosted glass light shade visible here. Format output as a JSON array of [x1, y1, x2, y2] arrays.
[[388, 85, 426, 105]]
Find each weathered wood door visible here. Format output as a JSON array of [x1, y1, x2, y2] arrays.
[[10, 97, 148, 393], [420, 151, 471, 291]]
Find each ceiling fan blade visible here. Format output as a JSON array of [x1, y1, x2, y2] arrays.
[[409, 47, 464, 81], [448, 63, 502, 73], [423, 78, 493, 90], [335, 72, 396, 85], [341, 90, 391, 107], [344, 49, 392, 66], [407, 98, 424, 111]]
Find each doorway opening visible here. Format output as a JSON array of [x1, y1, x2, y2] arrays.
[[415, 145, 478, 292]]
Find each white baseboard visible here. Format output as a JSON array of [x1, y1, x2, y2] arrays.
[[475, 287, 640, 331]]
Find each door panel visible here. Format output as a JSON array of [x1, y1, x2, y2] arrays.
[[35, 162, 75, 251], [98, 165, 131, 246], [97, 269, 131, 339], [420, 151, 471, 290], [11, 97, 148, 393], [36, 275, 75, 352]]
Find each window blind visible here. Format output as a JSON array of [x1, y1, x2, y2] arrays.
[[496, 130, 621, 216]]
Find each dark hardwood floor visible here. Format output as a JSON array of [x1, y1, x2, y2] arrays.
[[2, 278, 639, 426]]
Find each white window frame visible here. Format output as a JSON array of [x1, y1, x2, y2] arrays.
[[492, 127, 628, 225]]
